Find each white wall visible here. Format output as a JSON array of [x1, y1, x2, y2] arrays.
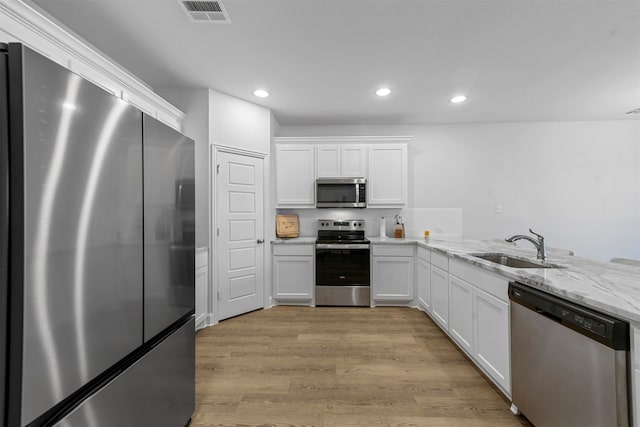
[[158, 88, 210, 248], [209, 90, 271, 154], [278, 121, 640, 261]]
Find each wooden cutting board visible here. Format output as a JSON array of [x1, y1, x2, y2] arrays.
[[276, 214, 299, 238]]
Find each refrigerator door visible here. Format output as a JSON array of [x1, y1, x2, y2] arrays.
[[143, 115, 195, 341], [0, 44, 9, 426], [7, 44, 144, 425], [53, 318, 195, 427]]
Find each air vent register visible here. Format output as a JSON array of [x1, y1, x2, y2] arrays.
[[178, 0, 231, 23]]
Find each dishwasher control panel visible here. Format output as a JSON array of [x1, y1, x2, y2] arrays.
[[560, 309, 607, 337], [508, 282, 629, 350]]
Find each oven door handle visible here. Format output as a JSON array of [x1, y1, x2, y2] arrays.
[[315, 244, 370, 250]]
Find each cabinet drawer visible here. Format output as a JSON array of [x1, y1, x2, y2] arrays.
[[372, 245, 414, 257], [431, 251, 449, 271], [273, 244, 314, 256], [449, 258, 509, 302], [417, 247, 430, 263]]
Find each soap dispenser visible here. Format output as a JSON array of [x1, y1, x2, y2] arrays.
[[394, 215, 405, 239]]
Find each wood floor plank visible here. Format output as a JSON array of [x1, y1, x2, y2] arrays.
[[192, 306, 531, 427]]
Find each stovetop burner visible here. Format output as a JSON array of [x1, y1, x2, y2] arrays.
[[316, 219, 368, 244]]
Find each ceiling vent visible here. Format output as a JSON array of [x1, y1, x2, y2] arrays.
[[624, 107, 640, 115], [178, 0, 231, 23]]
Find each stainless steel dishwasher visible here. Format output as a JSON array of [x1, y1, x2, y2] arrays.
[[509, 282, 630, 427]]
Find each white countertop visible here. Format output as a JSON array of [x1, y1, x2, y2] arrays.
[[373, 236, 640, 324], [273, 235, 640, 323], [272, 237, 317, 244]]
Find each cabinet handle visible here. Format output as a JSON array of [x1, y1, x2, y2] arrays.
[[257, 239, 264, 244]]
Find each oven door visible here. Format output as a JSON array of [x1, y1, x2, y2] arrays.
[[315, 243, 370, 306], [315, 244, 370, 286]]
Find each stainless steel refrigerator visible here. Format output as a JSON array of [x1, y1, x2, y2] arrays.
[[1, 43, 195, 427]]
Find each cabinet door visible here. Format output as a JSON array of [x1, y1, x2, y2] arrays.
[[417, 257, 431, 313], [340, 145, 366, 177], [631, 325, 640, 427], [195, 251, 208, 329], [449, 275, 473, 354], [372, 256, 414, 302], [473, 287, 511, 395], [316, 145, 341, 178], [195, 265, 208, 330], [273, 255, 314, 301], [275, 144, 315, 206], [367, 144, 407, 207], [316, 144, 366, 178], [634, 368, 640, 427], [430, 265, 449, 330]]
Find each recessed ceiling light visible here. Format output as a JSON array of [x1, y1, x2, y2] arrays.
[[375, 88, 392, 97], [254, 89, 269, 98], [450, 95, 467, 103]]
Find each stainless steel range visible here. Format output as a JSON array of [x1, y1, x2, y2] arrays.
[[315, 219, 370, 306]]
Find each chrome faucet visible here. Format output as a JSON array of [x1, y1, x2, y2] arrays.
[[505, 228, 547, 261]]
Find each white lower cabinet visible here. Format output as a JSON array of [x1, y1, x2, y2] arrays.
[[430, 265, 449, 330], [416, 249, 431, 312], [372, 245, 415, 305], [630, 324, 640, 426], [448, 258, 511, 397], [272, 244, 314, 304], [195, 249, 209, 330], [449, 275, 474, 354], [473, 287, 510, 394]]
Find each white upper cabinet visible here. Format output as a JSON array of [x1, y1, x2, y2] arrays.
[[367, 143, 408, 207], [275, 144, 315, 207], [316, 145, 341, 177], [316, 144, 367, 178], [274, 136, 410, 208], [341, 145, 367, 177]]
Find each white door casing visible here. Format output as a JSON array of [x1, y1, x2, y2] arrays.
[[214, 149, 265, 321]]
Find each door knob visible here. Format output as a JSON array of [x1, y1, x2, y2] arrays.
[[257, 239, 264, 244]]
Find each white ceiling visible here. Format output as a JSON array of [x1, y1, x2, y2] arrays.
[[32, 0, 640, 126]]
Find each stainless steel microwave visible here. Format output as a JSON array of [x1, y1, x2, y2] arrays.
[[316, 178, 366, 208]]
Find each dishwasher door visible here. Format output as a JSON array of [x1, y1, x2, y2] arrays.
[[509, 282, 630, 427]]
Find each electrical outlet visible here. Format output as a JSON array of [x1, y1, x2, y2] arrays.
[[496, 204, 503, 213]]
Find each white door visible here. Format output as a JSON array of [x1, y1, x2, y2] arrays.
[[216, 150, 265, 321]]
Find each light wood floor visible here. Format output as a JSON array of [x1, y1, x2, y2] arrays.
[[192, 306, 531, 427]]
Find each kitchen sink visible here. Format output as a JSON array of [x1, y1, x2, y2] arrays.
[[470, 253, 566, 269]]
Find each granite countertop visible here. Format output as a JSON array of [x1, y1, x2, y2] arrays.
[[271, 235, 640, 323], [373, 236, 640, 324], [272, 237, 317, 244]]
